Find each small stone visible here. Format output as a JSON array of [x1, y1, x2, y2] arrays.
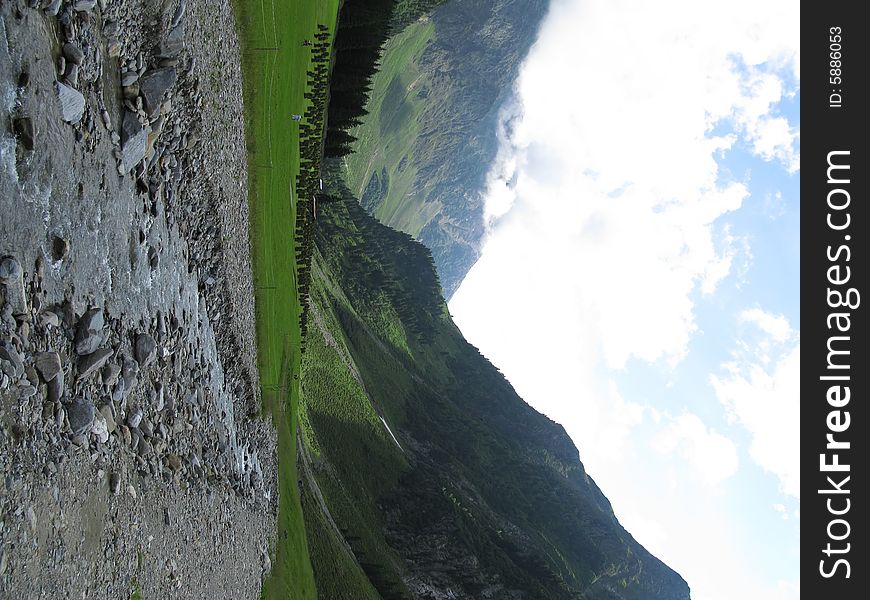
[[0, 256, 28, 315], [121, 71, 139, 87], [73, 0, 97, 12], [139, 68, 177, 117], [120, 425, 132, 446], [64, 63, 80, 88], [52, 236, 70, 261], [0, 342, 24, 377], [109, 472, 121, 495], [12, 117, 34, 152], [45, 0, 62, 17], [167, 453, 182, 472], [120, 111, 148, 174], [134, 333, 157, 367], [62, 42, 84, 66], [92, 413, 109, 444], [26, 506, 37, 534], [98, 404, 116, 434], [127, 406, 143, 429], [101, 362, 121, 387], [39, 310, 60, 329], [0, 256, 22, 282], [171, 0, 186, 29], [75, 308, 104, 356], [158, 23, 185, 58], [55, 81, 85, 124], [18, 385, 37, 400], [67, 399, 95, 437], [127, 484, 137, 499], [25, 366, 39, 387], [47, 369, 65, 403], [35, 352, 62, 382], [78, 347, 113, 378]]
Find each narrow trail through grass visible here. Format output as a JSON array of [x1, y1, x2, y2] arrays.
[[231, 1, 339, 598]]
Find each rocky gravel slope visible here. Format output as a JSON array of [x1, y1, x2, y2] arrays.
[[1, 1, 276, 597]]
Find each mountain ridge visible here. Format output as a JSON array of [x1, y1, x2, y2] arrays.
[[344, 0, 550, 297], [299, 187, 691, 599]]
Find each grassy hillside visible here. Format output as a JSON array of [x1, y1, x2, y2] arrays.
[[343, 0, 550, 297], [298, 177, 692, 600], [231, 0, 339, 597]]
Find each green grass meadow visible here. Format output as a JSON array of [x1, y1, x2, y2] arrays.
[[231, 1, 339, 598], [343, 18, 437, 236]]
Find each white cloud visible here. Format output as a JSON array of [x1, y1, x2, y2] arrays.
[[710, 315, 800, 499], [773, 503, 789, 520], [652, 413, 739, 486], [449, 0, 799, 597], [740, 308, 794, 344]]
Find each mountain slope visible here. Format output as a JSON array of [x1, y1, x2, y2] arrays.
[[299, 187, 691, 599], [343, 0, 549, 297]]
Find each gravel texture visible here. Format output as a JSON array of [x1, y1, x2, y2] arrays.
[[0, 1, 276, 597]]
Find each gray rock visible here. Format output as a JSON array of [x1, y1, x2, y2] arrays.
[[67, 400, 95, 437], [12, 117, 34, 152], [158, 23, 185, 58], [167, 453, 182, 473], [0, 256, 21, 282], [0, 256, 28, 315], [122, 355, 138, 388], [109, 472, 121, 495], [103, 20, 120, 37], [171, 0, 187, 29], [0, 342, 24, 378], [127, 406, 143, 429], [92, 413, 109, 443], [25, 365, 39, 387], [62, 42, 84, 66], [134, 333, 157, 367], [64, 63, 79, 88], [47, 369, 65, 403], [121, 71, 139, 87], [55, 81, 85, 124], [35, 352, 62, 382], [52, 236, 70, 261], [38, 310, 60, 330], [120, 111, 149, 174], [75, 308, 104, 356], [139, 68, 177, 117], [98, 404, 117, 434], [45, 0, 62, 17], [101, 362, 122, 387], [73, 0, 97, 12], [18, 385, 37, 400], [78, 347, 113, 378]]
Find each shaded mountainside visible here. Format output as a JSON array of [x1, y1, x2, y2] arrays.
[[298, 187, 691, 600], [343, 0, 549, 298]]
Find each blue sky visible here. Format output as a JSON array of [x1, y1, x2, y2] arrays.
[[449, 1, 800, 598]]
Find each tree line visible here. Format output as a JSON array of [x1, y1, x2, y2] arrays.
[[294, 24, 333, 353], [324, 0, 445, 158]]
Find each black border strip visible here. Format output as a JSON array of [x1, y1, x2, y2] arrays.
[[802, 2, 867, 596]]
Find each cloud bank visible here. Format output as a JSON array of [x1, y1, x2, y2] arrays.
[[449, 1, 799, 598]]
